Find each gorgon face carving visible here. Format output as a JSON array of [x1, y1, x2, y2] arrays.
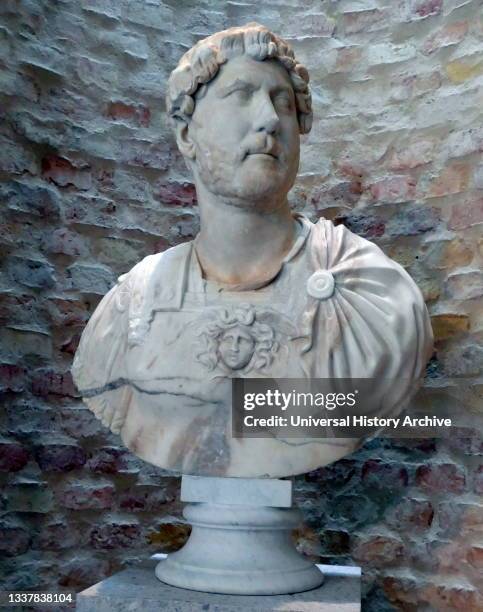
[[195, 305, 279, 374], [218, 326, 256, 370]]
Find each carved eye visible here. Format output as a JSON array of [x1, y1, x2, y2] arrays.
[[231, 88, 251, 103]]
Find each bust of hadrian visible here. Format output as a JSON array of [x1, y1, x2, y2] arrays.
[[72, 23, 433, 477]]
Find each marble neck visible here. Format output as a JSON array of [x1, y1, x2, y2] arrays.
[[195, 194, 298, 287]]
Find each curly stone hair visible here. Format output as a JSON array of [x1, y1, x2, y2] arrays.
[[166, 22, 312, 136]]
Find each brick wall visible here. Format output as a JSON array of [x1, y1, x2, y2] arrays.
[[0, 1, 482, 610]]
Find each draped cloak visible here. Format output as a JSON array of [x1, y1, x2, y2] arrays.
[[72, 216, 433, 477]]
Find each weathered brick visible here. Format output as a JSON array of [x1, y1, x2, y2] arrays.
[[386, 205, 439, 236], [449, 196, 483, 230], [0, 293, 49, 330], [106, 101, 150, 127], [391, 70, 442, 101], [0, 326, 52, 359], [352, 535, 404, 567], [446, 271, 483, 300], [118, 484, 176, 513], [432, 539, 465, 572], [57, 480, 115, 510], [446, 57, 483, 84], [292, 524, 323, 559], [313, 181, 363, 210], [334, 46, 363, 72], [362, 460, 409, 491], [411, 272, 441, 301], [154, 180, 197, 207], [121, 0, 174, 31], [1, 558, 51, 592], [285, 13, 335, 38], [319, 528, 350, 556], [0, 363, 27, 393], [2, 181, 61, 219], [341, 9, 387, 35], [387, 140, 435, 170], [35, 442, 86, 472], [367, 43, 416, 66], [467, 545, 483, 570], [443, 427, 483, 455], [66, 263, 115, 295], [0, 136, 38, 175], [31, 369, 77, 397], [47, 297, 89, 327], [382, 575, 419, 607], [422, 583, 483, 611], [0, 518, 31, 556], [422, 21, 469, 54], [407, 0, 443, 20], [0, 440, 30, 471], [59, 331, 81, 355], [58, 555, 111, 589], [59, 405, 104, 438], [370, 175, 416, 203], [116, 137, 174, 171], [416, 463, 466, 494], [168, 213, 200, 242], [305, 458, 358, 487], [18, 40, 66, 77], [43, 228, 89, 257], [4, 480, 54, 513], [438, 501, 482, 536], [95, 236, 144, 271], [89, 519, 141, 550], [104, 31, 149, 61], [33, 519, 80, 551], [431, 313, 470, 340], [429, 163, 472, 198], [441, 345, 483, 377], [444, 127, 483, 159], [41, 155, 92, 190], [329, 493, 379, 528], [86, 446, 137, 475], [75, 55, 118, 90], [386, 498, 434, 532], [424, 238, 473, 269], [7, 256, 56, 289], [0, 219, 21, 247], [335, 212, 385, 239], [146, 521, 191, 552]]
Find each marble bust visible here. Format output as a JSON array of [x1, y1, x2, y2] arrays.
[[72, 23, 433, 478]]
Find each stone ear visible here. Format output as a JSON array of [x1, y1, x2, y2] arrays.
[[175, 121, 196, 160]]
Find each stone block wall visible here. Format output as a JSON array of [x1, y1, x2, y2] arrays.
[[0, 1, 482, 610]]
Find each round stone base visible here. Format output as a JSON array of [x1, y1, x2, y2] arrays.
[[156, 502, 324, 595]]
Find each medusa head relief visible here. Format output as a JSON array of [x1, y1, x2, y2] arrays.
[[195, 305, 293, 375]]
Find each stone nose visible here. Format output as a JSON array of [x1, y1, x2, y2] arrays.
[[254, 93, 280, 135]]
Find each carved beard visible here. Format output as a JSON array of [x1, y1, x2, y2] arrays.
[[192, 136, 297, 208]]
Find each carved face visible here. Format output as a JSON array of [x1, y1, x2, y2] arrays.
[[218, 326, 256, 370], [188, 54, 300, 208]]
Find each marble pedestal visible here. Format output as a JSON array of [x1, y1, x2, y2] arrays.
[[156, 476, 323, 595], [76, 558, 361, 611]]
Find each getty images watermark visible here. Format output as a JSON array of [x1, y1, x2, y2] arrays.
[[232, 379, 462, 439]]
